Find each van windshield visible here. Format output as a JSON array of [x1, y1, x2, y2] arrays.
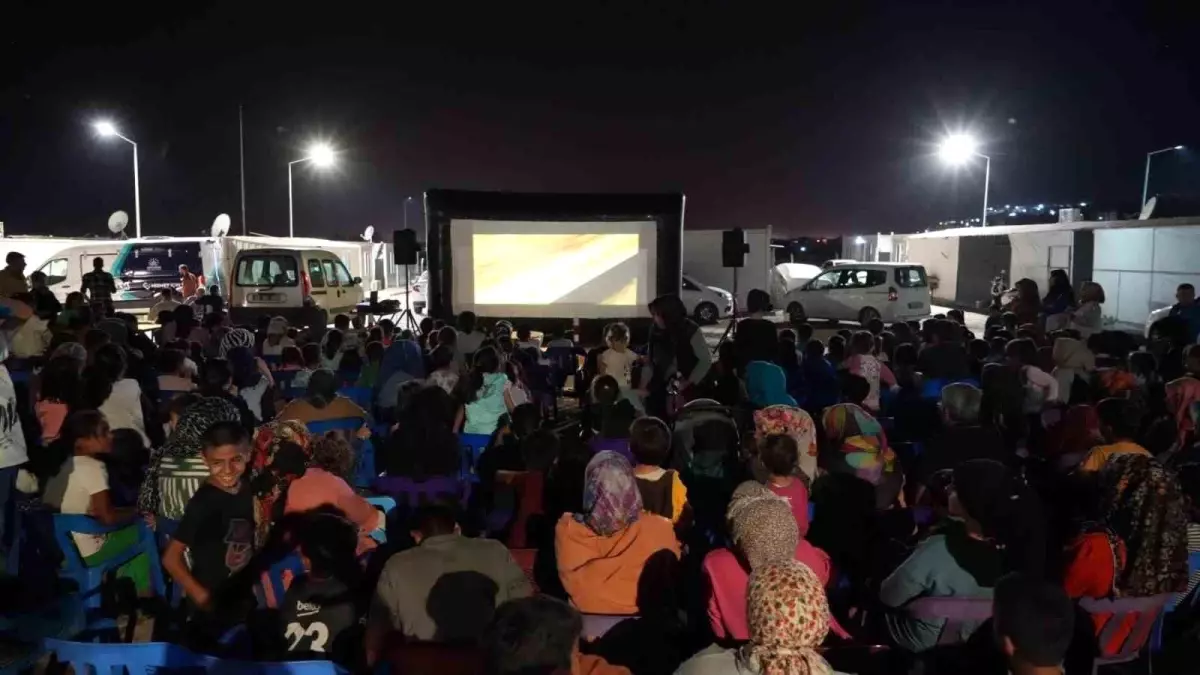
[[235, 255, 299, 287]]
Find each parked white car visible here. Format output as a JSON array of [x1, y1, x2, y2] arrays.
[[783, 262, 931, 325], [682, 272, 732, 324]]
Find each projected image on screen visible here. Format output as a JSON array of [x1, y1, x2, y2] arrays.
[[473, 233, 640, 305]]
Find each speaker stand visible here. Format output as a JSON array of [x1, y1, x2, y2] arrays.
[[714, 266, 739, 353], [394, 263, 421, 334]]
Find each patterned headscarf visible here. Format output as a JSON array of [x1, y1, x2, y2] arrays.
[[577, 451, 643, 537], [220, 327, 255, 358], [740, 561, 833, 675], [755, 405, 818, 481], [249, 419, 313, 547], [1098, 454, 1189, 596], [137, 397, 242, 513], [1166, 376, 1200, 450], [727, 480, 785, 524], [821, 403, 894, 485], [733, 497, 799, 570]]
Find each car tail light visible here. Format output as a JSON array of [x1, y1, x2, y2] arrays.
[[887, 286, 898, 302]]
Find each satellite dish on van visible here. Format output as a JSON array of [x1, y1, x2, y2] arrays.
[[211, 213, 231, 238], [362, 225, 375, 242], [107, 210, 129, 235]]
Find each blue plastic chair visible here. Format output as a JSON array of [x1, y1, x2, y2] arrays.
[[45, 638, 351, 675], [365, 496, 396, 543], [373, 476, 470, 510], [153, 517, 185, 610], [51, 515, 166, 610], [305, 417, 367, 438], [254, 552, 307, 609], [273, 369, 299, 393], [1150, 550, 1200, 652], [338, 386, 372, 410], [459, 433, 491, 481], [262, 354, 282, 369]]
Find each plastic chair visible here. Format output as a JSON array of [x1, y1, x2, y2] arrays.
[[493, 471, 545, 548], [45, 638, 351, 675], [51, 515, 166, 611], [262, 354, 282, 369], [153, 518, 185, 610], [905, 597, 994, 646], [338, 386, 372, 410], [589, 437, 634, 463], [373, 476, 470, 509], [1078, 593, 1173, 673], [336, 370, 361, 387], [273, 369, 299, 393], [255, 552, 307, 609], [365, 496, 396, 543], [459, 433, 491, 481], [581, 614, 632, 640], [305, 417, 367, 437]]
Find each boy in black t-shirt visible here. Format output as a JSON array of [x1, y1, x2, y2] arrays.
[[276, 511, 364, 667], [162, 421, 255, 639]]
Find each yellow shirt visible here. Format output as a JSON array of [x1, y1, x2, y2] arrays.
[[633, 466, 689, 523], [1079, 440, 1150, 473]]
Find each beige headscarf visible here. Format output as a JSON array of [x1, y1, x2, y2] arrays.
[[732, 497, 799, 570]]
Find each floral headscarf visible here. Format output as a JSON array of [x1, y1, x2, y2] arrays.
[[137, 397, 242, 514], [755, 405, 818, 481], [821, 403, 894, 485], [249, 420, 313, 547], [732, 497, 799, 570], [1166, 376, 1200, 450], [740, 561, 833, 675], [727, 480, 783, 524], [1098, 454, 1188, 596], [577, 451, 643, 537]]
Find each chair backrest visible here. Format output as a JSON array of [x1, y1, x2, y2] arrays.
[[45, 639, 350, 675], [459, 433, 491, 480], [372, 476, 469, 509], [365, 496, 396, 543], [338, 386, 372, 410], [305, 417, 365, 437], [581, 613, 632, 640], [494, 471, 545, 548], [1078, 593, 1174, 662], [51, 515, 166, 608], [905, 597, 994, 646], [273, 370, 299, 393], [589, 437, 634, 463], [508, 548, 538, 593], [255, 552, 307, 609]]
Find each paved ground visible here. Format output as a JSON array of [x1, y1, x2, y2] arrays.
[[698, 305, 988, 349]]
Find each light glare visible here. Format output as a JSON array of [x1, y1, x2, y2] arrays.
[[94, 121, 117, 137], [1175, 145, 1185, 150], [937, 133, 979, 165], [307, 143, 335, 168]]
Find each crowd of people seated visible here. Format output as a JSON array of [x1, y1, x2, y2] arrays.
[[3, 269, 1200, 674]]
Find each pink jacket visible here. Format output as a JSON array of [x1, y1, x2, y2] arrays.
[[284, 467, 379, 555]]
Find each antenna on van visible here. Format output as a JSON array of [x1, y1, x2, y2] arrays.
[[211, 213, 231, 238], [361, 225, 375, 242], [107, 210, 129, 239]]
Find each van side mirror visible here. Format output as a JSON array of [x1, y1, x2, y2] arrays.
[[352, 276, 362, 285]]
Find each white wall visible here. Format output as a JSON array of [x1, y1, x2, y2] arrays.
[[1008, 230, 1074, 297], [904, 236, 960, 302], [1094, 225, 1200, 325]]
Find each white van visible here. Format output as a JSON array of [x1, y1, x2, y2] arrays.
[[681, 272, 732, 325], [783, 262, 931, 325], [230, 248, 364, 324]]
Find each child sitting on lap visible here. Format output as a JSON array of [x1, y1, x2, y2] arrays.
[[630, 417, 690, 525]]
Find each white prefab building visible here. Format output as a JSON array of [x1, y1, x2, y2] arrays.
[[876, 216, 1200, 328]]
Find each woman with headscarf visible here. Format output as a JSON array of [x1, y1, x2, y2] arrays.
[[555, 451, 681, 615], [276, 369, 368, 427], [677, 561, 836, 675], [137, 396, 243, 521], [260, 316, 295, 357], [702, 482, 835, 642], [820, 402, 896, 504], [1063, 455, 1188, 654], [644, 294, 713, 418], [879, 459, 1008, 653], [755, 405, 818, 486]]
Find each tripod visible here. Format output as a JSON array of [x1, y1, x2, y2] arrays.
[[713, 267, 739, 353], [392, 263, 421, 333]]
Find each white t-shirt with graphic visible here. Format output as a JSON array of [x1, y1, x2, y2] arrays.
[[0, 365, 28, 470], [44, 455, 109, 557]]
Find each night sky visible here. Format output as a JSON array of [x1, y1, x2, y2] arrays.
[[2, 1, 1196, 239]]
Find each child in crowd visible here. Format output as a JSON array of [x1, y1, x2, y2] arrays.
[[333, 314, 360, 354], [597, 323, 639, 389], [261, 316, 295, 357], [162, 422, 255, 641], [158, 348, 197, 393], [168, 393, 201, 434], [844, 331, 896, 412], [428, 345, 461, 396], [279, 346, 305, 372], [37, 355, 80, 444], [630, 417, 689, 525], [293, 343, 322, 390], [800, 339, 839, 415], [826, 334, 847, 368], [515, 325, 540, 352], [320, 329, 345, 371], [590, 374, 639, 439], [276, 511, 364, 667], [463, 347, 514, 436], [503, 360, 531, 407], [794, 323, 814, 352], [758, 433, 809, 535], [339, 349, 364, 377], [1006, 338, 1060, 411], [378, 318, 395, 346], [43, 411, 152, 595], [357, 341, 386, 388]]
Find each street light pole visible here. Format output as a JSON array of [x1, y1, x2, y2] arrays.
[[288, 158, 299, 238], [286, 142, 336, 238], [93, 121, 141, 237], [1142, 145, 1185, 208], [937, 133, 991, 226], [980, 153, 991, 227]]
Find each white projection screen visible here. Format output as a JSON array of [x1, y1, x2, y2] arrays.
[[450, 219, 658, 319]]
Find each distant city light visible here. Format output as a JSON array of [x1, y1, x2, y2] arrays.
[[1036, 204, 1044, 210], [854, 236, 866, 245], [1050, 209, 1057, 215], [1009, 212, 1017, 217], [1175, 145, 1185, 150], [800, 246, 807, 252], [937, 133, 980, 166], [1079, 202, 1087, 207]]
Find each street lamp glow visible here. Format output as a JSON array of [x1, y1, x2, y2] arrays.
[[94, 120, 118, 137], [307, 142, 335, 168], [937, 133, 980, 165], [1175, 145, 1185, 150]]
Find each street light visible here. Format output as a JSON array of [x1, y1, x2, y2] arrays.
[[1142, 144, 1185, 209], [287, 142, 337, 237], [937, 133, 991, 227], [93, 120, 141, 238]]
